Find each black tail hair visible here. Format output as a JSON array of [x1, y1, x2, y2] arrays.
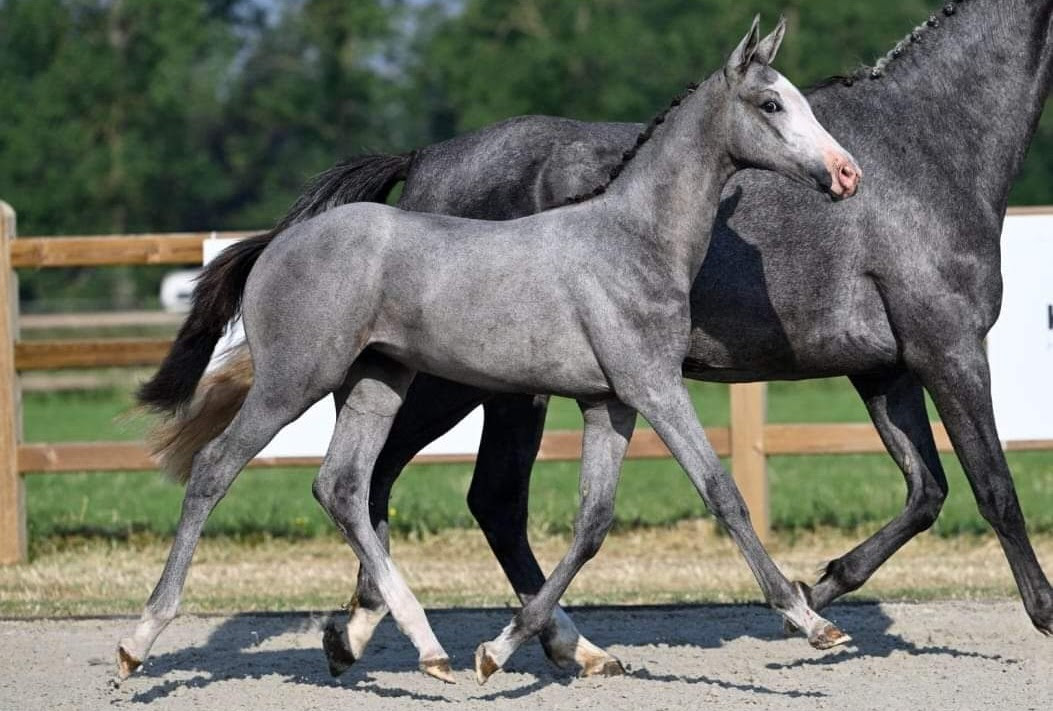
[[137, 152, 412, 414]]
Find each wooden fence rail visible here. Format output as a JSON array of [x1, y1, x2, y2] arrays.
[[2, 201, 1052, 564]]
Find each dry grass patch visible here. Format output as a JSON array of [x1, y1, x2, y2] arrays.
[[2, 523, 1049, 616]]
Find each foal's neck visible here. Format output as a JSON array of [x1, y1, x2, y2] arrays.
[[593, 76, 735, 288]]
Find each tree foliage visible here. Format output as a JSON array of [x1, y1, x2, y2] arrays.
[[0, 0, 1048, 308]]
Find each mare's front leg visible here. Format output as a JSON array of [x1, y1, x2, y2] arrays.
[[913, 338, 1053, 634], [474, 399, 635, 684], [632, 377, 850, 649], [312, 354, 454, 682], [794, 370, 948, 616]]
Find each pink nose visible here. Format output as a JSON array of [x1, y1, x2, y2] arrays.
[[836, 161, 861, 198]]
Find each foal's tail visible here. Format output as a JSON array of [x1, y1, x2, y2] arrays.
[[139, 152, 412, 481]]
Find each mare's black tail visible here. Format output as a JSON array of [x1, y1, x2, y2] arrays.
[[137, 153, 413, 414]]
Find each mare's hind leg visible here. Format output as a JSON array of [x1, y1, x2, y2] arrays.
[[116, 385, 317, 680], [475, 399, 634, 684], [632, 376, 850, 650], [801, 371, 947, 614], [312, 353, 455, 681]]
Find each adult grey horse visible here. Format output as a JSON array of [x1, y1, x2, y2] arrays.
[[146, 0, 1053, 677], [123, 19, 861, 684]]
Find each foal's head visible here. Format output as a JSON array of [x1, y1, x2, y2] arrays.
[[718, 17, 861, 200]]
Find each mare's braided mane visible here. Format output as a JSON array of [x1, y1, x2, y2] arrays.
[[813, 0, 965, 89]]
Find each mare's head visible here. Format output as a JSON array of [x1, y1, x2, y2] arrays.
[[718, 17, 861, 199]]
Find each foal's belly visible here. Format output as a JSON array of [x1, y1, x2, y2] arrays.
[[369, 316, 613, 399]]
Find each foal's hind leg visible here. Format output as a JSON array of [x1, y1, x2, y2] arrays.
[[312, 354, 454, 681], [116, 386, 315, 680], [326, 375, 486, 675], [475, 399, 634, 684]]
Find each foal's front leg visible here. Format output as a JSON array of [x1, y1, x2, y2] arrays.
[[634, 377, 850, 650], [474, 399, 635, 684]]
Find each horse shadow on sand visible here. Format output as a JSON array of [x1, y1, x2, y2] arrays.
[[114, 599, 1010, 705]]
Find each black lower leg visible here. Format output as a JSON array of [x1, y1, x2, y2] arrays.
[[810, 371, 947, 610]]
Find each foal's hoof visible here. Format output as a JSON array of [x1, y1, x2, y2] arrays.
[[474, 643, 501, 685], [116, 643, 141, 680], [808, 623, 851, 650], [784, 580, 816, 636], [580, 656, 626, 678], [322, 618, 356, 678], [421, 656, 456, 684]]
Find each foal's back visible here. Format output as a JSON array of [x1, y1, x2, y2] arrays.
[[244, 200, 633, 396]]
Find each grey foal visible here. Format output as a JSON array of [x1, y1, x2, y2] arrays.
[[123, 17, 860, 685]]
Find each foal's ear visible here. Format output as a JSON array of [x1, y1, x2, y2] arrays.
[[755, 16, 787, 66], [724, 15, 762, 84]]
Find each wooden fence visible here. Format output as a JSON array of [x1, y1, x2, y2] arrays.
[[2, 201, 1052, 564]]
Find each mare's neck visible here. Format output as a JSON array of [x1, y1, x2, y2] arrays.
[[818, 0, 1053, 219], [592, 76, 735, 288]]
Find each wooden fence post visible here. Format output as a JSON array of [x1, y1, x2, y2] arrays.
[[0, 201, 24, 564], [730, 382, 769, 542]]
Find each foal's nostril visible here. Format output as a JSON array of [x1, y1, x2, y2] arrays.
[[837, 162, 860, 194]]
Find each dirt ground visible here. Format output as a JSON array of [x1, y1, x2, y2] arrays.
[[1, 601, 1050, 711], [3, 527, 1051, 708]]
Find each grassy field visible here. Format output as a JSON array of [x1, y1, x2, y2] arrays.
[[6, 524, 1051, 616], [21, 377, 1053, 555]]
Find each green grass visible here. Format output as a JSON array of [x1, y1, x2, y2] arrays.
[[21, 379, 1053, 551]]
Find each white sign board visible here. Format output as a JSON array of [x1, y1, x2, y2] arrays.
[[203, 238, 484, 458], [987, 214, 1053, 442]]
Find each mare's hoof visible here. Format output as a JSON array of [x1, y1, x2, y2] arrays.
[[474, 644, 501, 685], [581, 656, 626, 678], [322, 618, 356, 677], [808, 623, 851, 650], [420, 657, 456, 684], [116, 643, 141, 680]]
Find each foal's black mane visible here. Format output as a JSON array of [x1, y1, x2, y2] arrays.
[[563, 81, 700, 206], [811, 0, 963, 89]]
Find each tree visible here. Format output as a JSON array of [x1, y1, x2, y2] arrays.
[[408, 0, 1051, 204]]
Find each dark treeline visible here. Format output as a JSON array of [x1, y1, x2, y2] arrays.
[[1, 0, 1050, 308]]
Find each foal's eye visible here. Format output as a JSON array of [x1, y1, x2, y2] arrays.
[[761, 100, 782, 114]]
